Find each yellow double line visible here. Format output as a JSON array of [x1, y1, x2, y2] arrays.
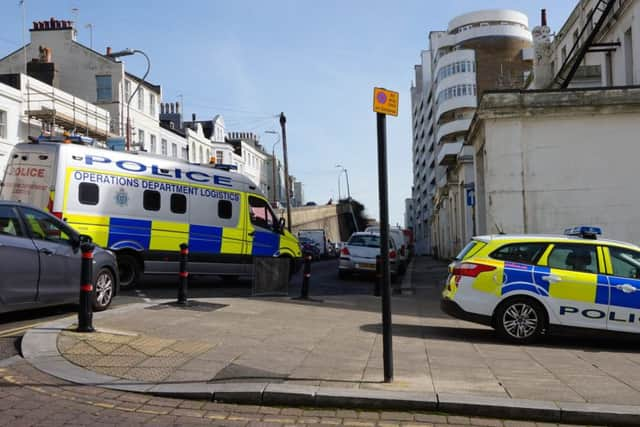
[[0, 321, 46, 338]]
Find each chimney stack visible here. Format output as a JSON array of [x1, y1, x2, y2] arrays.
[[541, 9, 547, 27], [192, 113, 196, 122], [106, 46, 112, 56], [175, 102, 180, 114]]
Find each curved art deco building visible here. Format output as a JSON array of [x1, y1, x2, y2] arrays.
[[409, 10, 532, 257]]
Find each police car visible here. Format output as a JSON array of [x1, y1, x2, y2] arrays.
[[441, 227, 640, 343]]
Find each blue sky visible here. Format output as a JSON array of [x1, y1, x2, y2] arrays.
[[2, 0, 577, 226]]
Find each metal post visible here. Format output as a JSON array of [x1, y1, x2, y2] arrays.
[[375, 255, 381, 297], [376, 112, 393, 382], [177, 243, 189, 305], [77, 242, 95, 333], [300, 255, 311, 299], [279, 113, 292, 231]]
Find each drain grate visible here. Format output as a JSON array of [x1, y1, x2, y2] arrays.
[[145, 301, 228, 312], [210, 363, 288, 383]]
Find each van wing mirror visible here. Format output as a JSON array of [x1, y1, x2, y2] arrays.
[[278, 217, 286, 233]]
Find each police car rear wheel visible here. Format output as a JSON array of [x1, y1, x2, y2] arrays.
[[495, 297, 546, 343]]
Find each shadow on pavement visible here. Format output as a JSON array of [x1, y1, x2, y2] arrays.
[[360, 322, 640, 352]]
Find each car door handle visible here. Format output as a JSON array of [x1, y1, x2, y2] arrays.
[[39, 248, 53, 255], [542, 275, 561, 284], [616, 284, 638, 293]]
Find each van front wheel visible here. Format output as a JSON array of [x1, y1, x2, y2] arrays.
[[117, 253, 140, 289]]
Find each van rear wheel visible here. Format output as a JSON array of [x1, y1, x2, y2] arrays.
[[117, 254, 140, 289]]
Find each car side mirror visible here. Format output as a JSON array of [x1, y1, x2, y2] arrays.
[[278, 217, 286, 233]]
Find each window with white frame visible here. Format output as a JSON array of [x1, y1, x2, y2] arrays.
[[161, 138, 167, 156], [216, 150, 223, 164], [138, 87, 145, 111], [172, 143, 177, 158], [138, 129, 145, 148], [199, 146, 203, 163], [181, 147, 188, 160], [149, 93, 156, 116], [124, 80, 131, 101], [149, 134, 156, 153], [96, 75, 112, 102], [0, 110, 6, 139]]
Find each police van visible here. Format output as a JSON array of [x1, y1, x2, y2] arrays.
[[0, 139, 302, 287]]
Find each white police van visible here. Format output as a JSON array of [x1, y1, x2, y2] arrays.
[[0, 139, 302, 287]]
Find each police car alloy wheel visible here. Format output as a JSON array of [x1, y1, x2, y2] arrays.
[[93, 268, 114, 312], [495, 297, 546, 343]]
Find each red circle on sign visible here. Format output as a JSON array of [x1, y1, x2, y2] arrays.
[[376, 91, 387, 104]]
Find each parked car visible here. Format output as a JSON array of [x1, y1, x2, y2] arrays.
[[299, 236, 321, 260], [365, 226, 408, 274], [442, 226, 640, 343], [338, 232, 399, 282], [0, 201, 119, 313]]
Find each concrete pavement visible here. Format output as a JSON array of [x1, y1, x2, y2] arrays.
[[19, 256, 640, 425]]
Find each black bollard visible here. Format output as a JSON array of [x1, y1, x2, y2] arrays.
[[177, 243, 189, 305], [374, 255, 381, 297], [300, 255, 312, 299], [77, 242, 95, 333]]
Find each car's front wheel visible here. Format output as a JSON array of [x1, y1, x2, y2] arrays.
[[494, 297, 546, 344], [93, 267, 115, 311]]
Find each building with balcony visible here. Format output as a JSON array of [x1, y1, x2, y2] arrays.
[[408, 9, 532, 258]]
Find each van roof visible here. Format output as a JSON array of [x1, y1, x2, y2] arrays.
[[13, 142, 263, 196]]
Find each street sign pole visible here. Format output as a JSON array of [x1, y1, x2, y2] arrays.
[[376, 111, 393, 383]]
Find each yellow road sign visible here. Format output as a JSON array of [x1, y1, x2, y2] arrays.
[[373, 87, 399, 116]]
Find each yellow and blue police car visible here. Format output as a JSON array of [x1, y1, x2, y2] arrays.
[[441, 227, 640, 343]]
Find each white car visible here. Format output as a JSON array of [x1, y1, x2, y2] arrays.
[[338, 232, 399, 282], [365, 226, 408, 274]]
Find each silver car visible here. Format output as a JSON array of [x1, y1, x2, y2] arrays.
[[0, 201, 119, 313], [338, 232, 399, 281]]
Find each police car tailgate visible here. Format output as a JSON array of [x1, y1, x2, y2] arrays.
[[0, 148, 55, 209]]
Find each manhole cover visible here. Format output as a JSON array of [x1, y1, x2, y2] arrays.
[[145, 301, 228, 312], [210, 363, 288, 383]]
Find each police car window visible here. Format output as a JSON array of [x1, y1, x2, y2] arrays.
[[170, 194, 186, 214], [490, 243, 548, 265], [79, 183, 99, 205], [21, 207, 74, 245], [218, 200, 232, 219], [0, 206, 24, 237], [143, 190, 161, 211], [608, 247, 640, 279], [248, 196, 276, 230], [547, 244, 598, 274]]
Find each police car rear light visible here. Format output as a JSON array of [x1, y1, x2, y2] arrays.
[[453, 262, 496, 277]]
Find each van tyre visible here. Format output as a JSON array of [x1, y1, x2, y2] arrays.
[[494, 296, 546, 344], [93, 268, 115, 312], [117, 253, 140, 289]]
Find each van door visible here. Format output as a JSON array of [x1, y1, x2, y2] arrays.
[[0, 148, 55, 210], [246, 195, 281, 256], [0, 205, 39, 306]]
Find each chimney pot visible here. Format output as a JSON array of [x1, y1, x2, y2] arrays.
[[176, 101, 180, 114], [170, 103, 175, 114], [192, 113, 196, 122], [106, 46, 112, 56], [541, 9, 547, 27]]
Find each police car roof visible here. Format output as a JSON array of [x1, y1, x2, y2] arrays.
[[473, 234, 640, 250]]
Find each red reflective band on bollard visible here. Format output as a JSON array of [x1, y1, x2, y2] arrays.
[[180, 249, 189, 255], [179, 271, 189, 278], [81, 284, 93, 292], [304, 274, 311, 278], [82, 252, 93, 259]]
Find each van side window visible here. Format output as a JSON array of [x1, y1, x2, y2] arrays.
[[248, 196, 276, 230], [170, 194, 186, 214], [143, 190, 160, 211], [218, 200, 232, 219], [79, 183, 99, 205]]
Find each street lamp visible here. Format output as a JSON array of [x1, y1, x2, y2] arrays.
[[335, 164, 358, 232], [265, 130, 281, 207], [108, 48, 151, 151]]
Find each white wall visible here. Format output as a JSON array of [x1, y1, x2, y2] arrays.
[[0, 83, 23, 176]]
